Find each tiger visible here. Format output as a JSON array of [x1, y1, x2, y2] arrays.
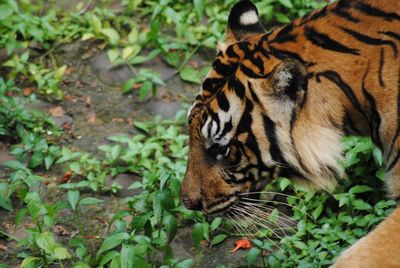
[[180, 0, 400, 266]]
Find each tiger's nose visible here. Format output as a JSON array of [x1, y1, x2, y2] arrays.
[[181, 195, 202, 211]]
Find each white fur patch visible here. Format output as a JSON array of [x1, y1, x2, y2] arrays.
[[239, 10, 258, 25], [276, 69, 292, 90]]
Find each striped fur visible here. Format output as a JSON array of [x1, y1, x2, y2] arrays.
[[181, 0, 400, 264]]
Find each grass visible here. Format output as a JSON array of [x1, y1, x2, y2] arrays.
[[0, 0, 396, 267]]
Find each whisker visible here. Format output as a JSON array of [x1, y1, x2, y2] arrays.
[[240, 201, 297, 227], [239, 191, 300, 199], [231, 206, 283, 242], [240, 202, 297, 235], [240, 197, 313, 219]]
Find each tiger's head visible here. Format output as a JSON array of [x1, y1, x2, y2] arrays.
[[181, 0, 343, 214]]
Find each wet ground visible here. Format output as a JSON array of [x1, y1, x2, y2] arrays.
[[0, 40, 260, 267]]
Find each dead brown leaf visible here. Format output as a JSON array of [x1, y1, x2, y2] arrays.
[[22, 87, 35, 96], [87, 112, 96, 125], [48, 106, 65, 117], [53, 225, 70, 236], [112, 118, 125, 123], [84, 96, 92, 107], [0, 243, 7, 251], [64, 94, 79, 102]]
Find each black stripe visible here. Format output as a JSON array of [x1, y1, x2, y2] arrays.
[[289, 110, 309, 173], [226, 45, 240, 58], [275, 23, 295, 40], [262, 114, 286, 165], [299, 6, 329, 26], [212, 59, 237, 77], [228, 76, 245, 99], [332, 8, 360, 23], [378, 48, 385, 88], [340, 27, 398, 57], [216, 118, 233, 141], [379, 31, 400, 41], [361, 66, 383, 150], [354, 2, 400, 22], [202, 77, 226, 95], [270, 33, 297, 44], [240, 63, 263, 78], [217, 92, 230, 112], [304, 26, 360, 55], [316, 70, 367, 120], [388, 65, 400, 160], [252, 54, 265, 74], [210, 111, 221, 137], [343, 112, 363, 136], [247, 81, 260, 104], [268, 46, 310, 65], [387, 151, 400, 171]]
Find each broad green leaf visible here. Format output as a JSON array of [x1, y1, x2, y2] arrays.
[[176, 259, 194, 268], [278, 0, 293, 8], [21, 257, 40, 268], [192, 222, 203, 249], [349, 185, 373, 195], [312, 203, 323, 220], [4, 160, 26, 171], [36, 231, 57, 254], [53, 246, 71, 259], [179, 67, 201, 84], [54, 65, 67, 80], [163, 214, 177, 245], [97, 232, 130, 256], [0, 4, 14, 20], [120, 244, 135, 268], [92, 14, 102, 34], [210, 234, 227, 246], [101, 28, 120, 46], [211, 217, 222, 231], [246, 247, 261, 267], [79, 197, 103, 206], [67, 190, 80, 211]]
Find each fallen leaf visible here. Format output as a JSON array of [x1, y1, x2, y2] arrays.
[[54, 225, 70, 236], [22, 87, 35, 96], [0, 244, 7, 251], [1, 222, 12, 230], [96, 217, 108, 226], [133, 83, 141, 90], [200, 240, 210, 247], [230, 239, 252, 253], [65, 66, 74, 75], [87, 112, 96, 125], [188, 60, 199, 68], [112, 118, 125, 123], [84, 96, 92, 107], [82, 235, 100, 239], [49, 106, 65, 117], [61, 171, 73, 183], [64, 95, 78, 102]]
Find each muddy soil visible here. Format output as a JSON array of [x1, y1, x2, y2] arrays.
[[0, 40, 264, 267]]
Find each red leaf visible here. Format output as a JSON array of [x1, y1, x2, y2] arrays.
[[230, 239, 252, 253]]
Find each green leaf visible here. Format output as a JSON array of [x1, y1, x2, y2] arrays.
[[53, 246, 71, 259], [246, 247, 261, 267], [68, 190, 80, 211], [101, 28, 120, 46], [211, 217, 222, 231], [79, 197, 103, 206], [4, 160, 26, 170], [139, 81, 153, 100], [92, 14, 102, 34], [36, 231, 57, 254], [54, 65, 67, 80], [0, 4, 14, 20], [180, 67, 201, 84], [312, 203, 323, 220], [28, 151, 43, 168], [194, 0, 204, 21], [192, 223, 203, 249], [120, 244, 135, 268], [163, 214, 177, 245], [210, 234, 227, 246], [97, 232, 130, 256], [278, 0, 293, 8], [21, 257, 40, 268], [278, 178, 291, 191], [349, 185, 373, 195], [176, 259, 194, 268]]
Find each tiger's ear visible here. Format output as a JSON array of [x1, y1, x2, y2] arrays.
[[253, 59, 308, 104], [226, 0, 265, 44], [269, 59, 308, 103]]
